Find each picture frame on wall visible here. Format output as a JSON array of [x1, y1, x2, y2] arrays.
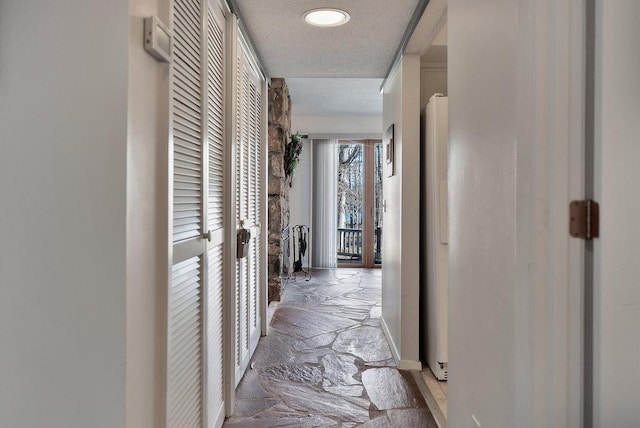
[[385, 123, 395, 177]]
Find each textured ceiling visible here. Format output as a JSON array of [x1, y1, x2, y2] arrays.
[[287, 78, 383, 116], [233, 0, 420, 78], [233, 1, 421, 117]]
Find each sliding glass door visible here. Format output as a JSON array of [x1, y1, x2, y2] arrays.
[[336, 140, 382, 267], [373, 142, 383, 265]]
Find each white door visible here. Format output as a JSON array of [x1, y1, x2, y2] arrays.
[[233, 41, 264, 385], [203, 3, 227, 427], [167, 0, 227, 427], [592, 1, 640, 426]]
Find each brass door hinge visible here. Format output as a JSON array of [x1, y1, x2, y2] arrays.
[[569, 199, 599, 240]]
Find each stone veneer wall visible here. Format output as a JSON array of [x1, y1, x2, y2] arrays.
[[267, 78, 291, 302]]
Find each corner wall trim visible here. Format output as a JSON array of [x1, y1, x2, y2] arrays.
[[380, 0, 431, 92]]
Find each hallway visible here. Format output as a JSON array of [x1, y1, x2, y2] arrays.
[[224, 269, 436, 427]]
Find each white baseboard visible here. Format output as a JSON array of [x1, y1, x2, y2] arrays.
[[380, 315, 423, 371], [380, 315, 400, 364], [398, 359, 422, 371]]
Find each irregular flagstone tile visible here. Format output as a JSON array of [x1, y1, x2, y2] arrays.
[[284, 283, 361, 302], [364, 357, 397, 368], [323, 384, 364, 397], [224, 412, 339, 428], [361, 279, 382, 289], [293, 332, 336, 351], [385, 357, 397, 366], [233, 398, 280, 417], [280, 291, 323, 304], [386, 409, 438, 428], [262, 381, 370, 423], [228, 269, 437, 428], [261, 364, 323, 386], [369, 306, 382, 319], [292, 349, 330, 365], [321, 354, 360, 386], [248, 335, 300, 368], [362, 368, 424, 410], [338, 392, 371, 408], [332, 326, 392, 362], [321, 296, 375, 310], [359, 415, 393, 428], [310, 304, 370, 321], [236, 367, 271, 399], [345, 287, 383, 303], [257, 403, 307, 416], [365, 361, 391, 368], [317, 285, 363, 299], [271, 306, 359, 340], [335, 270, 360, 277], [363, 318, 382, 327]]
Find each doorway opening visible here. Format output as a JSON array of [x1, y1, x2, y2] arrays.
[[336, 140, 383, 268]]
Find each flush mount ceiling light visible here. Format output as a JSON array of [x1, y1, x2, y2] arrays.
[[302, 8, 351, 27]]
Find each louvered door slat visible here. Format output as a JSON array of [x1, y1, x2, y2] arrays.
[[234, 261, 242, 374], [174, 81, 202, 109], [174, 18, 201, 53], [175, 122, 203, 142], [203, 4, 227, 427], [168, 256, 203, 428], [235, 56, 243, 226], [174, 42, 201, 73], [175, 98, 201, 121], [241, 71, 250, 222], [207, 242, 224, 426], [249, 71, 262, 340], [233, 44, 264, 389], [169, 0, 205, 426], [207, 6, 225, 233], [174, 164, 201, 178], [174, 56, 202, 87], [174, 50, 202, 78], [175, 160, 202, 172]]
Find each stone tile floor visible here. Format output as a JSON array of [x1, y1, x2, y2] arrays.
[[224, 269, 437, 427]]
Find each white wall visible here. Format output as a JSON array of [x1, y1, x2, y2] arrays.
[[381, 55, 422, 370], [0, 1, 129, 427], [126, 0, 170, 427], [293, 114, 382, 136], [593, 1, 640, 425], [420, 66, 448, 108], [448, 0, 585, 426], [448, 3, 518, 422], [0, 2, 170, 427]]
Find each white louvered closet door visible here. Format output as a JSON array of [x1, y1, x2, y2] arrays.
[[234, 43, 264, 386], [168, 0, 228, 427], [204, 2, 227, 428]]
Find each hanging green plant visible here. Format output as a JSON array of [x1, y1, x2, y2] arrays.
[[284, 131, 304, 185]]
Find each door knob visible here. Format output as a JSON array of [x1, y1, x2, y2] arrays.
[[203, 230, 212, 242]]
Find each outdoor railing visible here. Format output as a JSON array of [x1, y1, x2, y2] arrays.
[[337, 227, 383, 263], [337, 228, 362, 260], [374, 227, 382, 264]]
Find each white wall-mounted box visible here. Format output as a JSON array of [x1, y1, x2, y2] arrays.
[[144, 16, 171, 63]]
